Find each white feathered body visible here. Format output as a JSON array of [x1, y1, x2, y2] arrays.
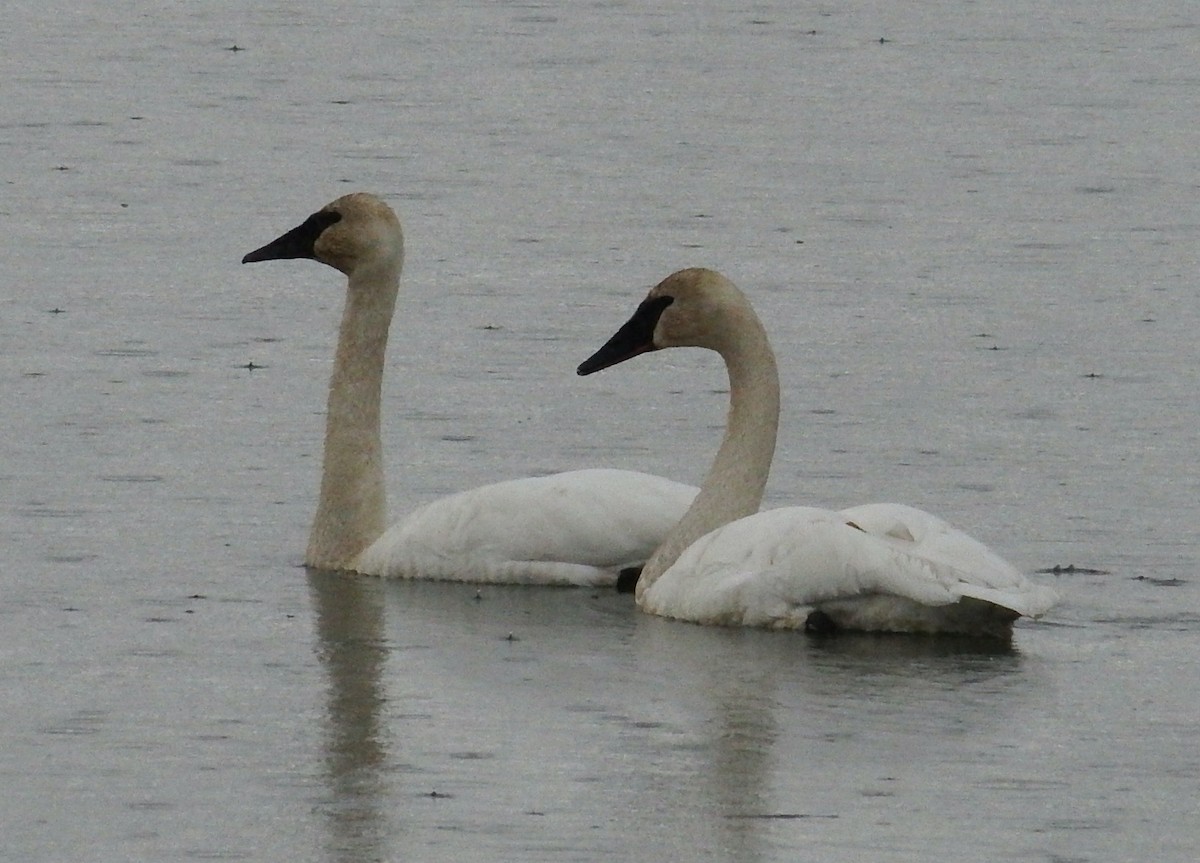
[[355, 469, 698, 585], [640, 503, 1060, 637], [583, 269, 1060, 638], [245, 195, 699, 586]]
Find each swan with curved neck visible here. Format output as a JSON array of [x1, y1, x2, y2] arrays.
[[242, 193, 696, 584], [578, 268, 1059, 637]]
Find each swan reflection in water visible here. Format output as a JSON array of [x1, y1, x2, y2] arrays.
[[308, 569, 388, 863], [307, 561, 1030, 860]]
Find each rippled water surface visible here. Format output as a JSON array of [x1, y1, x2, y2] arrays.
[[3, 1, 1198, 861]]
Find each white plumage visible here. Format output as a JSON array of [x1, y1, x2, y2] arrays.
[[642, 504, 1059, 636], [244, 193, 695, 584], [579, 269, 1059, 636], [356, 468, 697, 585]]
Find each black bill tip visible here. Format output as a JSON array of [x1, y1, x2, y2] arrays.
[[577, 294, 674, 375], [242, 210, 342, 264]]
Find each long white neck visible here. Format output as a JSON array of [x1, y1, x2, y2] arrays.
[[637, 310, 780, 595], [306, 259, 399, 570]]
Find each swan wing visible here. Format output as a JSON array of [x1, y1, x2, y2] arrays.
[[354, 469, 698, 585], [837, 502, 1060, 616], [641, 505, 1059, 629]]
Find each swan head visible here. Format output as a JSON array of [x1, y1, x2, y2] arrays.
[[241, 192, 403, 277], [577, 268, 750, 375]]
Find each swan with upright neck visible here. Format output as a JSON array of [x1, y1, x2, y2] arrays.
[[578, 268, 1059, 637], [242, 193, 696, 584]]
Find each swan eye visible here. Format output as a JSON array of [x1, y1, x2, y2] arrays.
[[298, 210, 343, 246], [309, 210, 343, 231]]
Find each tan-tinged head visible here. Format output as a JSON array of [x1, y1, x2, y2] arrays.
[[242, 192, 404, 277], [577, 268, 758, 376]]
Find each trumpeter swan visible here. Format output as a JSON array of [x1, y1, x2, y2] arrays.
[[242, 193, 695, 584], [578, 268, 1059, 637]]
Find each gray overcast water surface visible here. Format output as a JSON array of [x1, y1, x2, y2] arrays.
[[2, 1, 1198, 861]]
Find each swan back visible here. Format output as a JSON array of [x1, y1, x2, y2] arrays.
[[643, 505, 1058, 635], [354, 469, 698, 584]]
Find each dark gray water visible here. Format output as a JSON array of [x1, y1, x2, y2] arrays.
[[3, 1, 1198, 860]]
